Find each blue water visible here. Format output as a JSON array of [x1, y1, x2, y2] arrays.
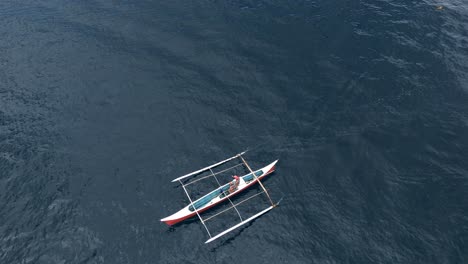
[[1, 0, 467, 263]]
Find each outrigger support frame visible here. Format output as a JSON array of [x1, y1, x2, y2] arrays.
[[239, 154, 276, 207], [184, 163, 244, 187], [179, 180, 212, 238], [171, 151, 280, 244], [205, 205, 274, 244], [171, 150, 247, 182], [204, 190, 266, 222], [209, 168, 243, 222]]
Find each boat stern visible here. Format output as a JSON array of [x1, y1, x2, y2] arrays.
[[160, 206, 194, 226]]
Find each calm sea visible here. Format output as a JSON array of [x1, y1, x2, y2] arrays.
[[1, 0, 467, 263]]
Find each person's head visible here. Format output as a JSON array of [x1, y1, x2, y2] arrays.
[[232, 175, 239, 180]]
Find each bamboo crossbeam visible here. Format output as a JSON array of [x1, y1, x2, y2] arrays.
[[239, 155, 275, 207], [204, 190, 266, 222], [184, 163, 244, 186], [179, 180, 212, 237]]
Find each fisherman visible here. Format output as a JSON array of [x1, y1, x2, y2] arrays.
[[229, 175, 240, 193]]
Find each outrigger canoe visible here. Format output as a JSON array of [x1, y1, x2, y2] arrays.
[[160, 159, 278, 226]]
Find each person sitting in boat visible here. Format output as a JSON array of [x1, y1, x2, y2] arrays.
[[229, 175, 240, 193]]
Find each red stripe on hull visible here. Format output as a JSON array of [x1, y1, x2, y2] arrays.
[[162, 167, 276, 226]]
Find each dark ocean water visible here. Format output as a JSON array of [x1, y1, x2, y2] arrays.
[[1, 0, 468, 263]]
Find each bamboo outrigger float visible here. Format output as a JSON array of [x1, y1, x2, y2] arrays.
[[160, 151, 281, 244]]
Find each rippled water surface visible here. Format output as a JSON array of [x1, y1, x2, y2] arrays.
[[1, 0, 467, 263]]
